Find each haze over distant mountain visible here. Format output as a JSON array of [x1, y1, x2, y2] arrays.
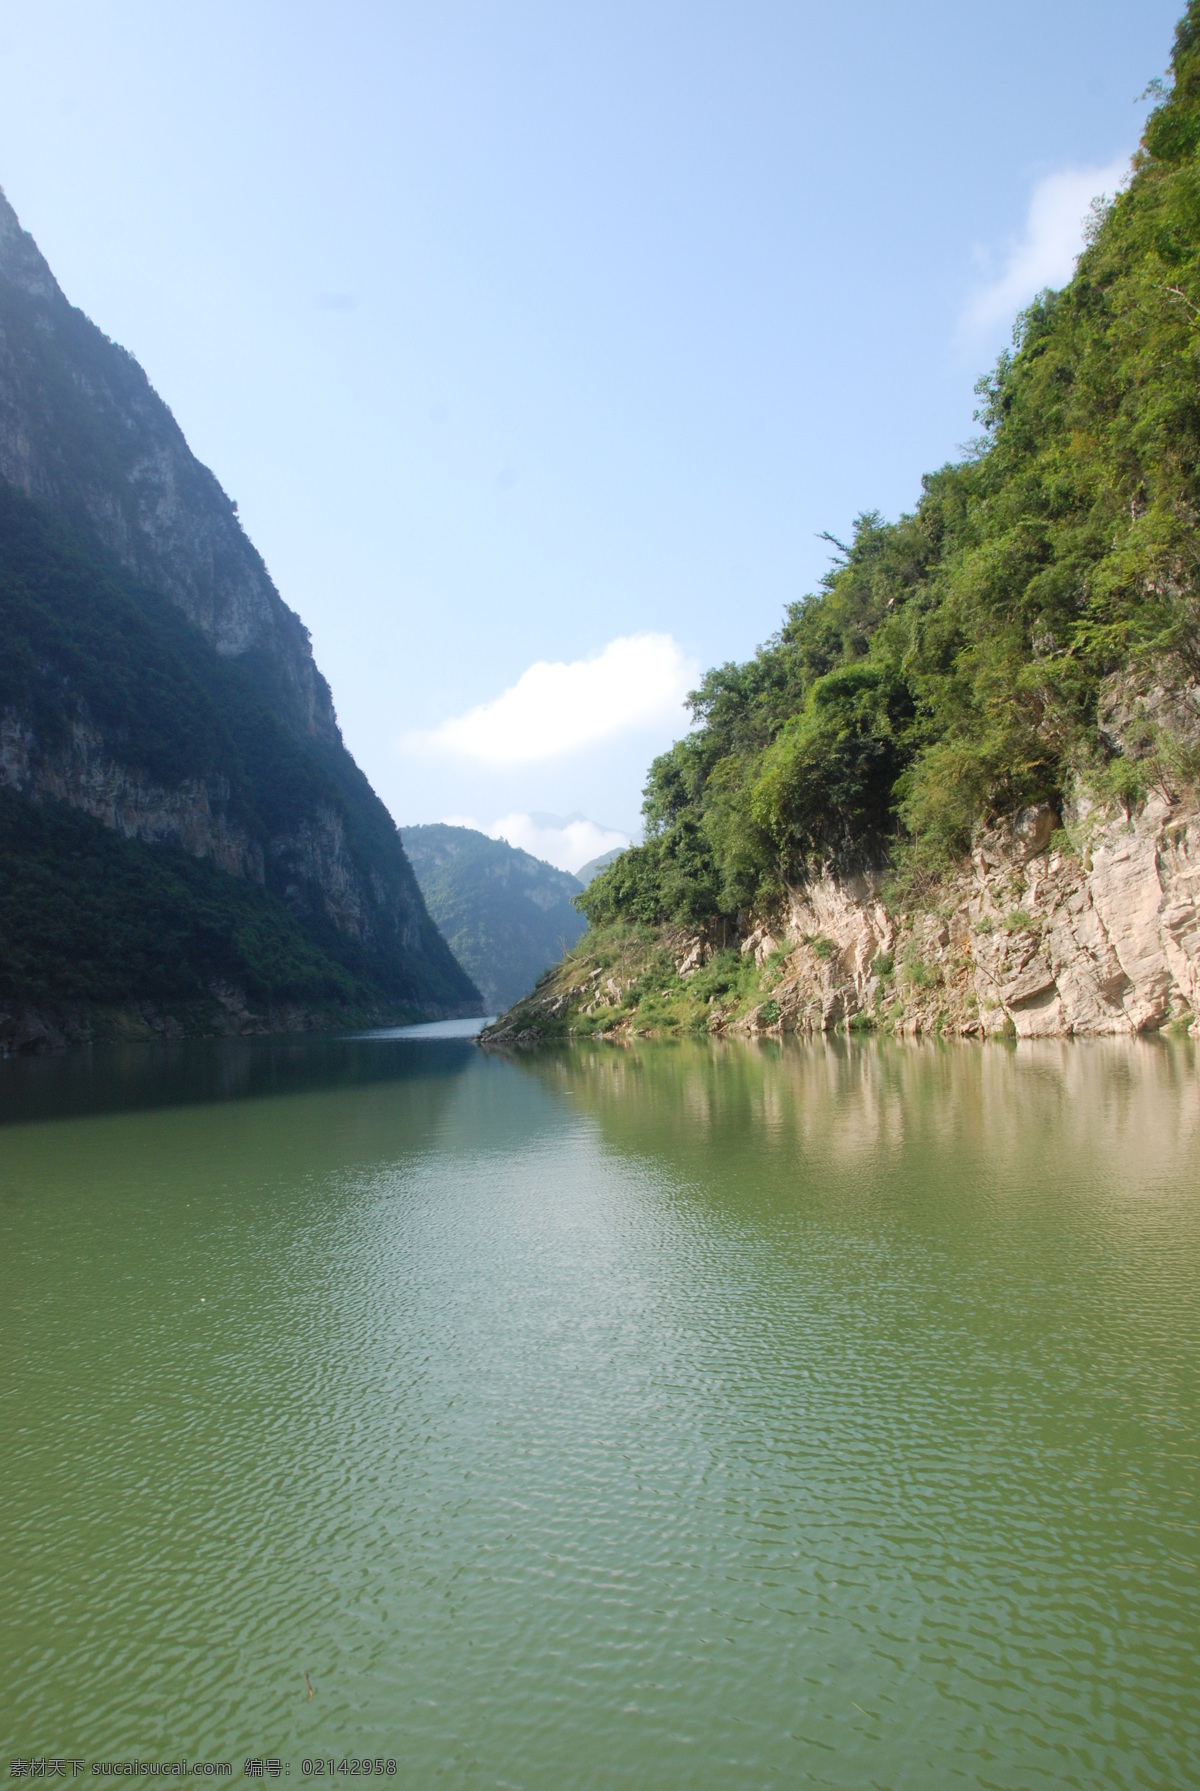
[[402, 824, 586, 1013], [442, 810, 629, 876], [0, 186, 480, 1048]]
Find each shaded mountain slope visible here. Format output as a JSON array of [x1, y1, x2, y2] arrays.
[[0, 191, 480, 1040], [402, 824, 586, 1012]]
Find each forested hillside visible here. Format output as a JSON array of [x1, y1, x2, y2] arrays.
[[583, 4, 1200, 931], [403, 825, 585, 1012], [489, 5, 1200, 1044]]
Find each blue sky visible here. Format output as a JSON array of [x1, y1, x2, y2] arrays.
[[0, 0, 1182, 868]]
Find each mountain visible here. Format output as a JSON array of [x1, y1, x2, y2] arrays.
[[0, 188, 480, 1048], [576, 848, 625, 884], [402, 824, 586, 1012], [486, 4, 1200, 1045]]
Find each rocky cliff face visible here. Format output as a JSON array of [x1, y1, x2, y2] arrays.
[[740, 790, 1200, 1040], [0, 703, 431, 953], [0, 709, 265, 881]]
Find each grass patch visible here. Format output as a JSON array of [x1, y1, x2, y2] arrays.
[[1002, 911, 1039, 934]]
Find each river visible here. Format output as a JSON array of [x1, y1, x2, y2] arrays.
[[1, 1031, 1197, 1787]]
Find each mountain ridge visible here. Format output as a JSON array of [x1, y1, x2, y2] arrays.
[[402, 823, 586, 1013]]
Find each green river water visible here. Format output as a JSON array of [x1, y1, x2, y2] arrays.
[[1, 1030, 1197, 1788]]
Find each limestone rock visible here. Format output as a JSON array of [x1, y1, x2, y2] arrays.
[[758, 795, 1200, 1039]]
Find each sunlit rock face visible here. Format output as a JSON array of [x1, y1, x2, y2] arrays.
[[769, 794, 1200, 1040]]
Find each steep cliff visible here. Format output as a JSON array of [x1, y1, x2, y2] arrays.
[[0, 190, 480, 1042], [0, 189, 333, 742]]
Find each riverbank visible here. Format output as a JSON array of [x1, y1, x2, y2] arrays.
[[483, 790, 1200, 1044]]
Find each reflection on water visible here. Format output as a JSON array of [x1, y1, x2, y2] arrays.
[[357, 1016, 495, 1040], [523, 1033, 1200, 1201], [1, 1035, 1197, 1788], [0, 1033, 483, 1128]]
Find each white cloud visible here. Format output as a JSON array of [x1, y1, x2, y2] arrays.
[[964, 156, 1131, 336], [400, 632, 698, 766], [441, 811, 630, 876]]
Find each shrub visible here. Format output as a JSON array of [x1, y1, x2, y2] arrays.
[[1002, 911, 1039, 934]]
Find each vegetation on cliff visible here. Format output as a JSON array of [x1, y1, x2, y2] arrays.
[[0, 787, 374, 1020], [578, 6, 1200, 944], [482, 6, 1200, 1046]]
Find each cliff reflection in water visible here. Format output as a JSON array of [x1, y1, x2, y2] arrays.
[[0, 1032, 482, 1129], [521, 1033, 1200, 1181]]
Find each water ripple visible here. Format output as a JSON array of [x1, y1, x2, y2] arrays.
[[0, 1038, 1197, 1787]]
